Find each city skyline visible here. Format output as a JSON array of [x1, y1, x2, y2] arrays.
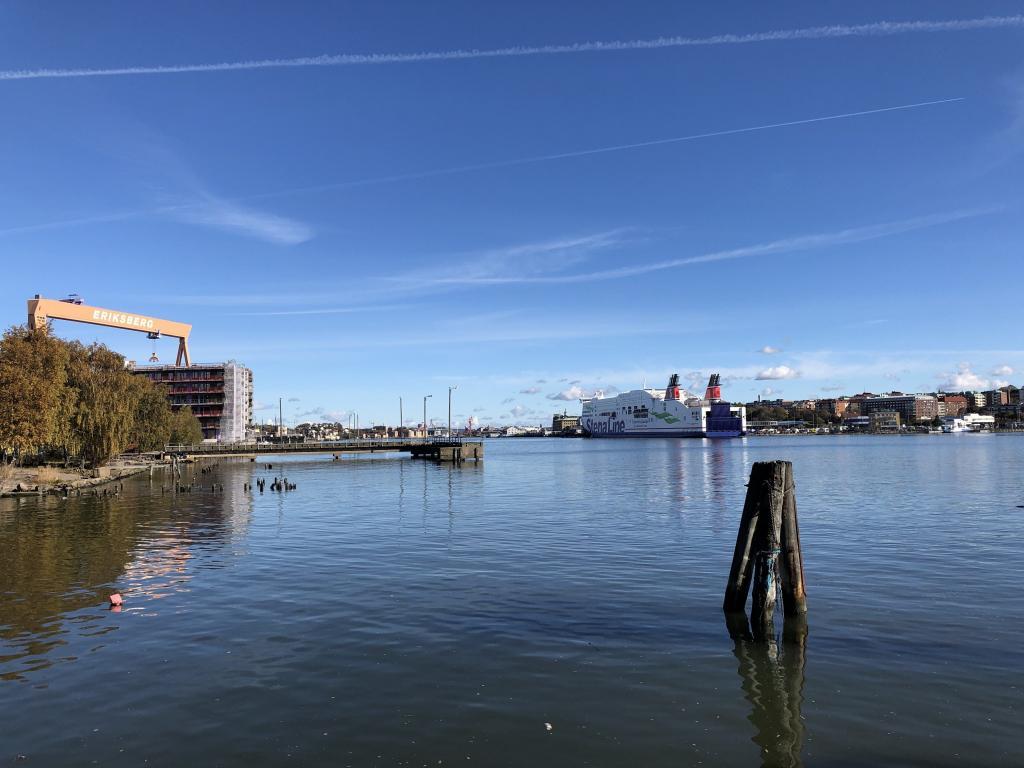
[[2, 2, 1022, 426]]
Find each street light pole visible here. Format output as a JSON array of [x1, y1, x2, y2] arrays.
[[423, 394, 432, 442], [448, 385, 458, 438], [399, 396, 403, 438]]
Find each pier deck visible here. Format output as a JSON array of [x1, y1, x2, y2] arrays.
[[164, 438, 483, 462]]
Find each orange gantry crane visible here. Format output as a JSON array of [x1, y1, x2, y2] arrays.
[[27, 295, 193, 367]]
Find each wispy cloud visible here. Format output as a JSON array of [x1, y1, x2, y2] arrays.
[[0, 210, 146, 237], [0, 198, 312, 244], [231, 304, 409, 316], [172, 195, 313, 245], [392, 230, 627, 288], [426, 207, 997, 286], [759, 345, 782, 354], [3, 17, 1021, 81], [0, 130, 314, 245]]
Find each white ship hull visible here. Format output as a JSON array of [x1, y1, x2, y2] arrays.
[[580, 374, 746, 439]]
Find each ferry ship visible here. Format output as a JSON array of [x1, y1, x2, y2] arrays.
[[580, 374, 746, 438]]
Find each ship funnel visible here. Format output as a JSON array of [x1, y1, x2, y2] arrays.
[[705, 373, 722, 401], [665, 373, 681, 401]]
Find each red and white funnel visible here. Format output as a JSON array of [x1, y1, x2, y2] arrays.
[[664, 373, 681, 400], [705, 373, 722, 401]]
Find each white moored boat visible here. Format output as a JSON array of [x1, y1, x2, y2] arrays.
[[580, 374, 746, 438]]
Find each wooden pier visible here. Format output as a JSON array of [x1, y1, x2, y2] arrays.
[[163, 437, 483, 463]]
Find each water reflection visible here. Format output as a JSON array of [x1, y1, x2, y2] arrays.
[[0, 467, 245, 680], [726, 612, 808, 768], [703, 439, 728, 503]]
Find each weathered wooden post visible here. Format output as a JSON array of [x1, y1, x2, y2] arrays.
[[723, 462, 770, 612], [750, 462, 785, 638], [725, 460, 807, 633], [779, 463, 808, 616]]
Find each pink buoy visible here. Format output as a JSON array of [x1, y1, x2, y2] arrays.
[[109, 593, 123, 607]]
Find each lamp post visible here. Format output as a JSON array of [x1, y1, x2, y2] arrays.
[[423, 394, 432, 442], [399, 396, 403, 438], [448, 385, 458, 438]]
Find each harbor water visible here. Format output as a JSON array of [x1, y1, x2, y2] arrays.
[[2, 436, 1022, 766]]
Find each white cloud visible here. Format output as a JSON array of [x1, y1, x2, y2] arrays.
[[510, 404, 528, 418], [519, 386, 541, 394], [938, 362, 990, 391], [547, 384, 593, 401], [759, 345, 782, 354], [501, 397, 515, 404], [756, 365, 800, 380], [760, 387, 782, 398], [992, 364, 1015, 377]]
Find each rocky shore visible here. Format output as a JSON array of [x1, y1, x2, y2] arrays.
[[0, 459, 161, 498]]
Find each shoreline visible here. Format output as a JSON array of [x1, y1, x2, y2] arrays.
[[0, 459, 164, 498]]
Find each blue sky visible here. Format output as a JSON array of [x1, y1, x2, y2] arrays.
[[2, 2, 1023, 427]]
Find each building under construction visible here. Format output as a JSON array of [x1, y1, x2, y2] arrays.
[[131, 362, 253, 442], [28, 294, 253, 443]]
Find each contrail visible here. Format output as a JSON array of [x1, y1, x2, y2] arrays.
[[1, 16, 1022, 81], [0, 97, 967, 238], [250, 98, 965, 201]]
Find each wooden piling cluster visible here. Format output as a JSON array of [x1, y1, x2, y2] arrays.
[[724, 460, 806, 636]]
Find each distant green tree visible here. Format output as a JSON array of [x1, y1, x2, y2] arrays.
[[169, 406, 203, 445], [131, 380, 175, 451]]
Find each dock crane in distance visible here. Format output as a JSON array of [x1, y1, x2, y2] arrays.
[[27, 295, 193, 367]]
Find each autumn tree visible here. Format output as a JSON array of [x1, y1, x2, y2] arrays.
[[66, 342, 142, 467], [0, 325, 69, 462], [1, 324, 210, 466]]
